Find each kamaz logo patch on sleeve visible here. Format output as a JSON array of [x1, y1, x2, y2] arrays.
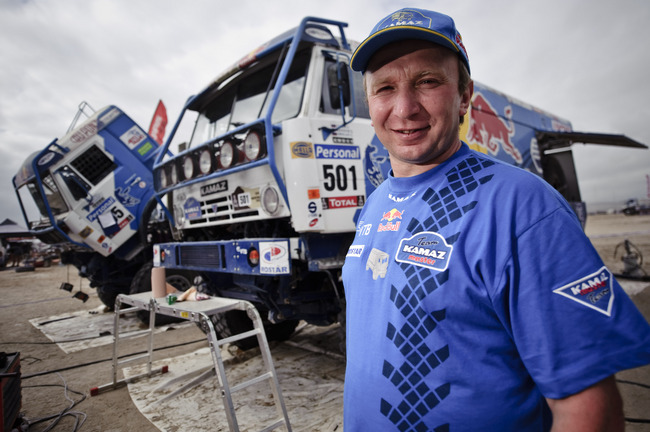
[[395, 231, 452, 272], [553, 266, 614, 316]]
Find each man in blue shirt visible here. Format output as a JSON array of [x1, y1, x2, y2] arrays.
[[342, 7, 650, 431]]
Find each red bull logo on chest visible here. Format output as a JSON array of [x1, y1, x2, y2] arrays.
[[378, 208, 403, 232]]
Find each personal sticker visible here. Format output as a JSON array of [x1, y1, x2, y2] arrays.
[[314, 144, 360, 160]]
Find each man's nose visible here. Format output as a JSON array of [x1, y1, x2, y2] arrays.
[[394, 87, 421, 118]]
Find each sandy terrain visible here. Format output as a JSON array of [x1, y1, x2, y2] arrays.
[[1, 213, 649, 431]]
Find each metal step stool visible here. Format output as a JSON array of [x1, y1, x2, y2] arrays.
[[91, 291, 292, 432]]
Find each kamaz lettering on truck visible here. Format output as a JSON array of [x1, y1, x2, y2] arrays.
[[152, 17, 646, 351], [13, 103, 191, 310]]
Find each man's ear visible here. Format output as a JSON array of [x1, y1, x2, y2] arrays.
[[460, 80, 474, 117]]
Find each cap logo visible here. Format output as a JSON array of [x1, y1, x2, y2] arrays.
[[380, 9, 432, 31], [392, 11, 413, 21], [350, 8, 471, 75]]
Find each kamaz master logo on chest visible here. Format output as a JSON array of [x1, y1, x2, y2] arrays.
[[396, 231, 453, 272]]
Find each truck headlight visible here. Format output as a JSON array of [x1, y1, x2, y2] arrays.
[[261, 186, 280, 215], [219, 141, 235, 168], [244, 130, 262, 161], [158, 169, 168, 189], [170, 163, 179, 184], [199, 149, 212, 174], [183, 156, 195, 179]]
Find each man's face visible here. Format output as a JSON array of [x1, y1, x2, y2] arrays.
[[365, 40, 473, 177]]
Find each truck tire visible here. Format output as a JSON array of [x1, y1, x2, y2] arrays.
[[129, 261, 193, 326], [206, 311, 299, 351], [97, 284, 128, 311]]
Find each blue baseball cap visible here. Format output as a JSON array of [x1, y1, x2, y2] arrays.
[[350, 8, 470, 75]]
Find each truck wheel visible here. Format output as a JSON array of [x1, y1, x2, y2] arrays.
[[129, 261, 193, 326], [97, 284, 129, 311], [206, 311, 299, 351]]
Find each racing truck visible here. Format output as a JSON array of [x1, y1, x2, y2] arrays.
[[151, 16, 645, 349], [13, 103, 192, 310]]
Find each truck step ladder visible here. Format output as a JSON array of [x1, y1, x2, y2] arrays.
[[90, 291, 292, 432]]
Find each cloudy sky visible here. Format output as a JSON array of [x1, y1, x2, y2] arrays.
[[2, 0, 649, 226]]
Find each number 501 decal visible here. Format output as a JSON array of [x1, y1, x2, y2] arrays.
[[322, 164, 358, 192]]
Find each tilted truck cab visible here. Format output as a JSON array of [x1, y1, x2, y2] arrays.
[[13, 104, 187, 308]]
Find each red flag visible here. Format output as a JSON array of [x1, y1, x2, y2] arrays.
[[148, 100, 167, 145]]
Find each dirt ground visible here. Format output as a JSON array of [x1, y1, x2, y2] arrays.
[[1, 213, 650, 432]]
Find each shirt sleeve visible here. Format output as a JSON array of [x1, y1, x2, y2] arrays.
[[492, 207, 650, 399]]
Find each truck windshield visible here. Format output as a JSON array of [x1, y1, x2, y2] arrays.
[[17, 175, 68, 228], [187, 47, 311, 149]]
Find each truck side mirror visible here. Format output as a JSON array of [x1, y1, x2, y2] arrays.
[[328, 62, 351, 109]]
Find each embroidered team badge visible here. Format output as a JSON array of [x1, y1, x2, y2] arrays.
[[366, 248, 390, 280], [553, 266, 614, 316], [396, 231, 452, 272]]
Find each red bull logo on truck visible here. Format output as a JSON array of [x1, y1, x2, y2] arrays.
[[462, 83, 574, 175], [467, 92, 523, 164]]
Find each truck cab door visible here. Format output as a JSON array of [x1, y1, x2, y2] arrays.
[[54, 144, 138, 257]]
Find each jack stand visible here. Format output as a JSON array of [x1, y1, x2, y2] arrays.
[[614, 239, 648, 280]]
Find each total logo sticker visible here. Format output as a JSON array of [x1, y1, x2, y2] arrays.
[[395, 231, 452, 272], [259, 241, 290, 275], [553, 266, 614, 316]]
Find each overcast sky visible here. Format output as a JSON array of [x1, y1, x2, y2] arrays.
[[2, 0, 649, 226]]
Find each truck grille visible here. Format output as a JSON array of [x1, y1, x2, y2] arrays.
[[179, 244, 224, 269], [186, 194, 260, 226], [70, 145, 116, 185]]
